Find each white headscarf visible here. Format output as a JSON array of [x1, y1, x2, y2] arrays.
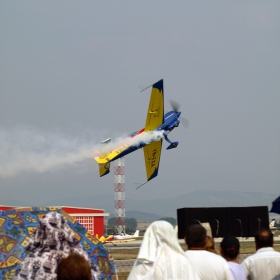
[[128, 221, 200, 280]]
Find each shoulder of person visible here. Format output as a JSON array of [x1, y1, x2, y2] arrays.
[[202, 250, 230, 265]]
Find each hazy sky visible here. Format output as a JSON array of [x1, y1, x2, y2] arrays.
[[1, 1, 279, 207]]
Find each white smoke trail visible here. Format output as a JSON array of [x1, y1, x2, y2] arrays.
[[0, 127, 108, 177], [0, 127, 165, 178], [96, 130, 165, 156]]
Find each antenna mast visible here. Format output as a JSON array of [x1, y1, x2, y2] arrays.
[[114, 157, 125, 234]]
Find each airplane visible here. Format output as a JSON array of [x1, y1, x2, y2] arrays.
[[269, 219, 277, 231], [113, 229, 140, 240], [96, 230, 139, 245], [96, 234, 114, 243], [174, 225, 178, 237], [94, 79, 187, 187]]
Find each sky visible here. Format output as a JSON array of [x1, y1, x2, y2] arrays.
[[0, 1, 279, 208]]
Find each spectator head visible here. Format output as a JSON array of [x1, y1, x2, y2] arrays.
[[220, 235, 240, 260], [185, 224, 206, 249], [255, 228, 273, 249], [205, 236, 217, 254], [57, 253, 91, 280]]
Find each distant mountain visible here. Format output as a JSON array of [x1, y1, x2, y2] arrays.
[[2, 189, 277, 221], [44, 194, 115, 212], [125, 211, 164, 221], [124, 189, 277, 218], [123, 190, 278, 221], [46, 190, 278, 218]]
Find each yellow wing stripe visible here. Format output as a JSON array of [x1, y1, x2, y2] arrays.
[[144, 80, 164, 131], [143, 140, 162, 181]]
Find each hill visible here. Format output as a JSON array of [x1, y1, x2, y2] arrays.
[[2, 189, 277, 221], [44, 189, 278, 219], [124, 211, 164, 222]]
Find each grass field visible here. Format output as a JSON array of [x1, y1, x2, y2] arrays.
[[117, 272, 130, 280]]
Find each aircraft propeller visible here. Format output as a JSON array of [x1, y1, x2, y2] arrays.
[[169, 100, 180, 112], [169, 100, 189, 129]]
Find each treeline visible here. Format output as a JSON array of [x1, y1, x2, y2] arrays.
[[106, 217, 176, 234]]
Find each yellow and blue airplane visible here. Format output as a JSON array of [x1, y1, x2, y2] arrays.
[[94, 79, 187, 187]]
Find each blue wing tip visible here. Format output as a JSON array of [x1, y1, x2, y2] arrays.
[[153, 79, 163, 91], [148, 168, 159, 181]]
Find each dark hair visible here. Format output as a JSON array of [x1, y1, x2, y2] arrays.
[[185, 224, 206, 248], [255, 228, 273, 248], [220, 235, 240, 259], [57, 253, 91, 280]]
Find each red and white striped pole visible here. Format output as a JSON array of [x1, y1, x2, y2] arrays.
[[114, 157, 125, 234]]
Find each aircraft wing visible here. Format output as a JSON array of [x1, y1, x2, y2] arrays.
[[97, 235, 114, 243], [97, 235, 136, 244], [143, 139, 162, 181], [144, 79, 164, 131], [94, 142, 132, 164], [106, 238, 136, 244]]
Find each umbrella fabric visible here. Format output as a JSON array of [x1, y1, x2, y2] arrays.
[[13, 212, 100, 280], [0, 207, 117, 280], [270, 196, 280, 214]]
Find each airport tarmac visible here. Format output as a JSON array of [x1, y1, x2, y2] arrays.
[[104, 236, 280, 249]]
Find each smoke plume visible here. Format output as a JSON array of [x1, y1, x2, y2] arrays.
[[0, 127, 164, 177], [0, 127, 104, 177]]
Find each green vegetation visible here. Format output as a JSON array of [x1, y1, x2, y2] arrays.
[[125, 218, 137, 231], [106, 217, 138, 234], [117, 272, 130, 280]]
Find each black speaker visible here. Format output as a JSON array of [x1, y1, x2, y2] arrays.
[[227, 207, 249, 237], [247, 206, 269, 236], [177, 208, 207, 239], [206, 207, 228, 237]]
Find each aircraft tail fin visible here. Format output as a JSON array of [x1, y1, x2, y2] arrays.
[[133, 230, 139, 237], [174, 225, 178, 236], [270, 219, 276, 228], [94, 138, 111, 177]]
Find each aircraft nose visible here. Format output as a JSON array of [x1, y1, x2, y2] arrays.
[[177, 112, 181, 117]]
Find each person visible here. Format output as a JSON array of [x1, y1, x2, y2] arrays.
[[184, 224, 232, 280], [220, 235, 246, 280], [57, 253, 91, 280], [12, 212, 100, 280], [205, 236, 217, 254], [241, 228, 280, 280], [127, 220, 201, 280]]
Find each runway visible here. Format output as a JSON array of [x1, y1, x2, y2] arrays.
[[104, 236, 280, 249]]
